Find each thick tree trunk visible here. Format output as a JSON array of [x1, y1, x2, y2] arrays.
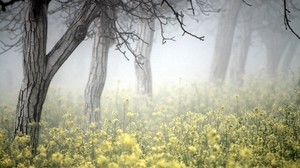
[[209, 0, 241, 84], [84, 14, 114, 129], [14, 0, 99, 152], [134, 21, 155, 96], [14, 0, 49, 152], [230, 7, 253, 86]]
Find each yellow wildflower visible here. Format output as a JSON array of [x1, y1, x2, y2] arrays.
[[97, 155, 107, 166], [0, 156, 14, 167], [108, 162, 119, 168], [127, 112, 135, 118], [89, 122, 96, 129], [239, 147, 252, 159], [51, 152, 63, 164], [136, 159, 147, 168], [169, 136, 179, 145], [207, 128, 220, 144], [62, 154, 73, 167], [119, 133, 137, 149], [188, 146, 197, 153], [23, 147, 32, 159]]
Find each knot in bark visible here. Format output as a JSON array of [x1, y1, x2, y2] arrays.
[[75, 25, 87, 41]]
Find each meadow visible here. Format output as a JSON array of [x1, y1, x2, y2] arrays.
[[0, 77, 300, 168]]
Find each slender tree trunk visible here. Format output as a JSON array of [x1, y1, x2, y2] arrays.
[[230, 7, 253, 86], [14, 0, 99, 152], [134, 20, 155, 97], [210, 0, 241, 84], [84, 13, 114, 129]]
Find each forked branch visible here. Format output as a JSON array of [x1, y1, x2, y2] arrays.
[[161, 0, 205, 41]]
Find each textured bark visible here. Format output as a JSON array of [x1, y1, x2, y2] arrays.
[[134, 20, 155, 96], [14, 0, 49, 153], [14, 0, 99, 152], [84, 13, 114, 129], [230, 7, 253, 86], [209, 0, 241, 84]]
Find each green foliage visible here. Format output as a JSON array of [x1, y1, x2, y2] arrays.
[[0, 78, 300, 167]]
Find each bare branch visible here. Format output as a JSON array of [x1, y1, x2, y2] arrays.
[[242, 0, 252, 7], [161, 0, 205, 41], [283, 0, 300, 39]]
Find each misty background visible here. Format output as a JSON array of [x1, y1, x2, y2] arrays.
[[0, 2, 300, 104]]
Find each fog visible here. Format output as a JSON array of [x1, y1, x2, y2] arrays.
[[0, 1, 300, 104]]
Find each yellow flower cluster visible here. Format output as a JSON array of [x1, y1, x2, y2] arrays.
[[0, 79, 300, 167]]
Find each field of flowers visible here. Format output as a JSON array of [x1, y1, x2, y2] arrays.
[[0, 78, 300, 168]]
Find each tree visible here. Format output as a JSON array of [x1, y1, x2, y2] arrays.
[[256, 0, 292, 79], [83, 0, 206, 128], [134, 20, 155, 97], [280, 38, 299, 76], [12, 0, 100, 152], [229, 3, 254, 86], [209, 0, 241, 84], [84, 9, 115, 129], [0, 0, 205, 152]]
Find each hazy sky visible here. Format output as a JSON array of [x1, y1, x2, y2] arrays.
[[1, 1, 300, 102]]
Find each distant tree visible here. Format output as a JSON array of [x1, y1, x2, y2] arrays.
[[229, 3, 254, 86], [280, 38, 299, 76], [256, 0, 294, 79], [211, 0, 299, 84], [209, 0, 241, 84], [134, 20, 155, 97]]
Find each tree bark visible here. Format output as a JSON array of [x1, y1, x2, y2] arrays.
[[84, 12, 114, 129], [14, 0, 50, 152], [134, 20, 155, 97], [14, 0, 99, 152], [209, 0, 241, 84]]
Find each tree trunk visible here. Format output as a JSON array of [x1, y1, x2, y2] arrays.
[[14, 0, 99, 153], [281, 40, 298, 76], [134, 20, 155, 97], [263, 33, 289, 79], [14, 0, 50, 152], [84, 12, 114, 129], [209, 0, 241, 84], [230, 6, 253, 86]]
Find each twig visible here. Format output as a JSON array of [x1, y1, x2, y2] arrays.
[[283, 0, 300, 39], [161, 0, 204, 41], [242, 0, 252, 7]]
